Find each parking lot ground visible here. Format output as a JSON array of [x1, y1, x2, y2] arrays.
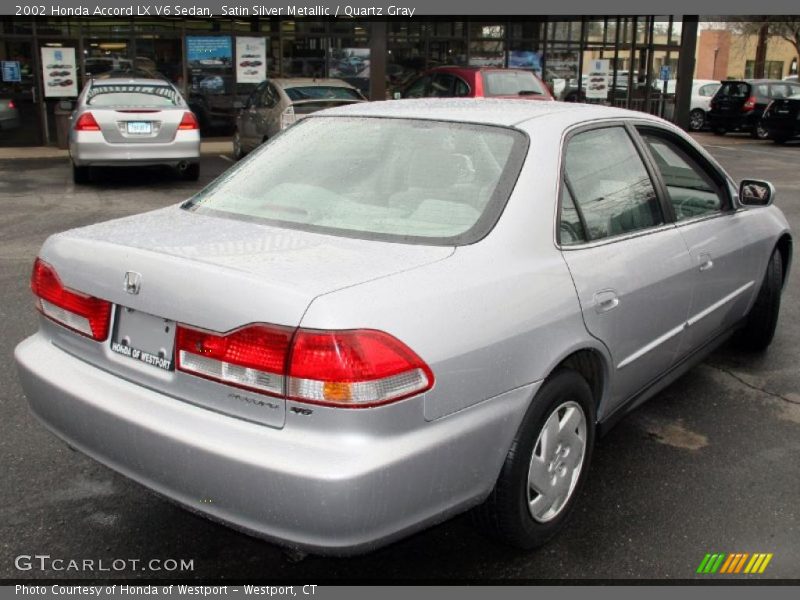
[[1, 135, 798, 581]]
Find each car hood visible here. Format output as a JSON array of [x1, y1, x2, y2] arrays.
[[39, 204, 455, 332]]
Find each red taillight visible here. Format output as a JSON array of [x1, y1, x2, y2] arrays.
[[742, 96, 757, 111], [178, 112, 199, 130], [287, 329, 433, 406], [74, 112, 100, 131], [176, 324, 434, 407], [8, 100, 15, 110], [176, 324, 292, 396], [30, 258, 111, 341]]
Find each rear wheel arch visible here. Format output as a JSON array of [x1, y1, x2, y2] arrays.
[[776, 233, 793, 288], [555, 348, 607, 418]]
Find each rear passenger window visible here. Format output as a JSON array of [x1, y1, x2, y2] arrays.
[[559, 184, 587, 245], [563, 127, 662, 241], [639, 132, 725, 221]]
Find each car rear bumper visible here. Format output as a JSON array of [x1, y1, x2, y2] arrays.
[[707, 112, 758, 131], [70, 131, 200, 167], [14, 332, 534, 555]]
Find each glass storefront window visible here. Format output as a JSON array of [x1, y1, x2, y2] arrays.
[[282, 36, 326, 77], [282, 20, 326, 35], [548, 21, 581, 43], [469, 22, 505, 40], [135, 37, 184, 85], [428, 39, 466, 68], [543, 45, 580, 99], [470, 40, 505, 68]]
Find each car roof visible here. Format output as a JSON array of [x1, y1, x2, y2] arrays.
[[317, 98, 665, 128], [270, 78, 356, 89]]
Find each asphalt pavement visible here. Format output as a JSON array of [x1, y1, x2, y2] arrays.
[[0, 135, 798, 581]]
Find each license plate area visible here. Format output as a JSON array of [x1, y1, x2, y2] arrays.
[[126, 121, 152, 134], [111, 307, 175, 371]]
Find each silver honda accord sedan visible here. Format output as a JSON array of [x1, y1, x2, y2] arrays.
[[69, 77, 201, 184], [15, 99, 792, 555]]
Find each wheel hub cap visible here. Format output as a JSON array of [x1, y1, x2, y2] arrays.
[[527, 400, 587, 523]]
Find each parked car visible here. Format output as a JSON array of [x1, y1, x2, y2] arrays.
[[16, 99, 792, 555], [783, 75, 798, 83], [68, 77, 200, 183], [233, 78, 365, 159], [0, 98, 20, 131], [761, 89, 800, 143], [398, 66, 554, 101], [708, 79, 800, 138], [688, 79, 721, 131]]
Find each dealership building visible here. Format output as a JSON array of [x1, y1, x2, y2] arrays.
[[0, 15, 699, 146]]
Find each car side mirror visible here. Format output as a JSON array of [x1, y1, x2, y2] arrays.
[[739, 179, 775, 207], [393, 92, 402, 100]]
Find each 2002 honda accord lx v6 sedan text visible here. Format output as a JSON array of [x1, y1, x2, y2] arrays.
[[15, 99, 793, 555]]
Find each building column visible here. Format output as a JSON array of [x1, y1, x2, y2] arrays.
[[674, 15, 698, 130], [369, 21, 387, 101]]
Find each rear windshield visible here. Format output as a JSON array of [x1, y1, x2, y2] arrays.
[[483, 71, 546, 97], [717, 82, 750, 98], [86, 84, 182, 107], [184, 117, 528, 246], [284, 86, 362, 101]]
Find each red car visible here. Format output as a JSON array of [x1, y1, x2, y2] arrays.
[[398, 66, 554, 101]]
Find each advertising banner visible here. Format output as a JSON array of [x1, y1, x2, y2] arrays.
[[585, 58, 610, 100], [1, 61, 21, 82], [508, 51, 542, 78], [40, 47, 77, 97], [187, 35, 232, 96], [236, 37, 267, 84]]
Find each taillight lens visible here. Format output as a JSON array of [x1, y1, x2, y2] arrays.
[[30, 259, 111, 341], [8, 99, 15, 110], [280, 105, 296, 130], [742, 96, 757, 111], [176, 324, 292, 396], [74, 112, 100, 131], [176, 324, 434, 407], [287, 329, 434, 406], [178, 111, 199, 130]]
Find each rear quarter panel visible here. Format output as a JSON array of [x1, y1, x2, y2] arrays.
[[299, 121, 610, 421]]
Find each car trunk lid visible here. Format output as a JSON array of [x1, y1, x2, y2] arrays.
[[37, 205, 453, 427], [87, 107, 188, 143]]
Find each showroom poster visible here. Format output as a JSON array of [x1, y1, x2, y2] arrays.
[[236, 37, 267, 84], [40, 47, 77, 97], [2, 60, 21, 82], [187, 35, 232, 96], [508, 51, 543, 78], [329, 48, 370, 96], [585, 58, 610, 100]]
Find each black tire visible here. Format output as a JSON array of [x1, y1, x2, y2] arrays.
[[689, 109, 706, 132], [735, 249, 783, 352], [751, 120, 770, 140], [180, 163, 200, 181], [472, 369, 595, 549], [72, 164, 90, 184]]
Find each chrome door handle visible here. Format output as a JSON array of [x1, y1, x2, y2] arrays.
[[593, 289, 619, 313], [699, 253, 714, 272]]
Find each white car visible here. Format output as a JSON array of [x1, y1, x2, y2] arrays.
[[689, 79, 722, 131]]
